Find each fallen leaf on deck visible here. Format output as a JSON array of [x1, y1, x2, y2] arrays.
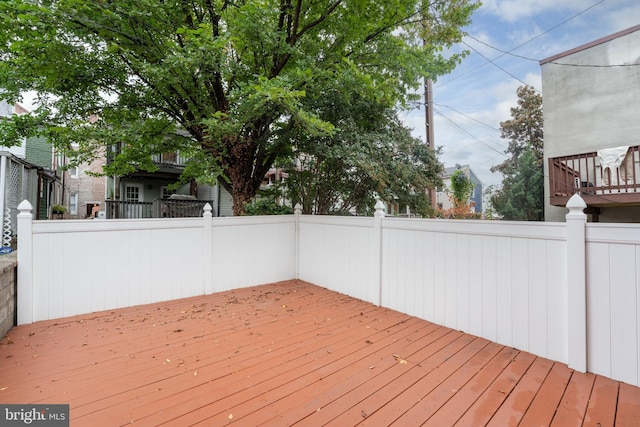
[[393, 354, 408, 364]]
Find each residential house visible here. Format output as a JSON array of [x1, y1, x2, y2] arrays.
[[436, 164, 483, 215], [0, 101, 60, 241], [542, 25, 640, 222], [105, 143, 233, 218], [55, 144, 107, 219]]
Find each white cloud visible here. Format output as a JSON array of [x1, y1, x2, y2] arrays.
[[480, 0, 596, 23]]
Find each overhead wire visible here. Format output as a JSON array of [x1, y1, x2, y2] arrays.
[[424, 0, 640, 206], [432, 104, 640, 207], [466, 33, 640, 67], [436, 0, 606, 89]]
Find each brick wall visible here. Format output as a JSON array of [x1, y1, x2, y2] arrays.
[[0, 252, 17, 339]]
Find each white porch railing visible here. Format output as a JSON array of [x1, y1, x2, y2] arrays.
[[16, 197, 640, 387]]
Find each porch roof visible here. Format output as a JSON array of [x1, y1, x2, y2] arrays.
[[1, 280, 639, 426]]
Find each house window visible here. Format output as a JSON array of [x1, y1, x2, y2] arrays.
[[125, 185, 141, 202], [69, 165, 79, 178], [69, 193, 78, 215]]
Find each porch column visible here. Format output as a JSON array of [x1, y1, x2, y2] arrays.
[[566, 194, 587, 372], [17, 200, 33, 325]]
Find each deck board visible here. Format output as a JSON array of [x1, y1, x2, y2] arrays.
[[1, 280, 638, 426]]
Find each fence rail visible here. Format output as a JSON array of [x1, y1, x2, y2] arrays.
[[15, 197, 640, 387]]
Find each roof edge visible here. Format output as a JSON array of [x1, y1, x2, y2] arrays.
[[540, 24, 640, 65]]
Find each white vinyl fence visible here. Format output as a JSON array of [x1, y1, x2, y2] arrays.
[[16, 196, 640, 387], [17, 202, 297, 324]]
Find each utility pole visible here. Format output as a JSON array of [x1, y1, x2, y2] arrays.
[[424, 77, 437, 209]]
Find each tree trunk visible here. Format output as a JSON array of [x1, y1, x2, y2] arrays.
[[225, 136, 263, 216], [230, 180, 255, 216]]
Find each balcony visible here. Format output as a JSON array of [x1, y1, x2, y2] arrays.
[[549, 145, 640, 207], [108, 147, 187, 179]]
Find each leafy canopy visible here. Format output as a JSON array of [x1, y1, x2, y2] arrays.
[[0, 0, 479, 214], [491, 85, 544, 221], [280, 90, 442, 216]]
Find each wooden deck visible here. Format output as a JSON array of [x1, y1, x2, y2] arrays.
[[1, 280, 639, 426]]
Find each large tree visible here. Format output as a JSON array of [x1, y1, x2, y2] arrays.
[[281, 90, 441, 215], [0, 0, 478, 214], [491, 85, 544, 220]]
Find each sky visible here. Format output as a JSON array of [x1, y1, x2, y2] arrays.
[[401, 0, 640, 190]]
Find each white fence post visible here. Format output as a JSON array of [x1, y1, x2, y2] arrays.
[[203, 203, 213, 294], [566, 194, 587, 372], [373, 200, 385, 306], [294, 203, 302, 280], [16, 200, 33, 325]]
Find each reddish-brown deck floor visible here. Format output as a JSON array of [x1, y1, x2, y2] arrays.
[[1, 280, 639, 426]]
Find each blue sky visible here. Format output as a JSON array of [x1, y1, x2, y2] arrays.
[[401, 0, 640, 189]]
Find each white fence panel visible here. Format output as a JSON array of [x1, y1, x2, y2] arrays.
[[210, 216, 297, 292], [379, 219, 568, 364], [586, 224, 640, 386], [30, 218, 205, 322], [21, 205, 297, 323], [298, 216, 377, 304]]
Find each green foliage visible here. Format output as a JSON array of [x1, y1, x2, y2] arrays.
[[244, 198, 293, 216], [491, 148, 544, 220], [0, 0, 478, 214], [450, 169, 474, 208], [491, 85, 544, 221], [280, 91, 442, 216], [51, 204, 67, 214]]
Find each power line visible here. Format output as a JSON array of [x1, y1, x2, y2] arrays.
[[437, 0, 606, 89], [466, 33, 640, 67], [435, 107, 640, 207], [433, 102, 501, 132], [434, 108, 507, 157]]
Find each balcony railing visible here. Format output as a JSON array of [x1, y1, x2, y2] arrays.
[[105, 199, 212, 219], [105, 200, 153, 219], [152, 152, 187, 167], [549, 145, 640, 206], [152, 198, 212, 218]]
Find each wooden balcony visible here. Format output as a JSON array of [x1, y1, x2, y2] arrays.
[[549, 145, 640, 207], [107, 146, 186, 179]]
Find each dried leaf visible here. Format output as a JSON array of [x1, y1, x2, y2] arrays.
[[393, 354, 408, 364]]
